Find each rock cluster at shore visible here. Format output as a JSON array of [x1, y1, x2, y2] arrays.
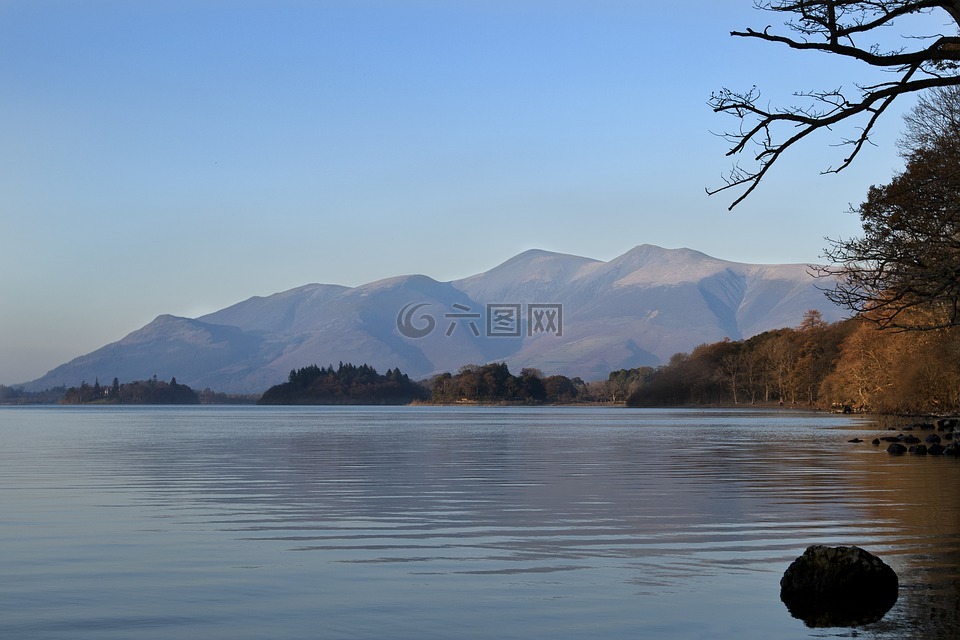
[[852, 418, 959, 456]]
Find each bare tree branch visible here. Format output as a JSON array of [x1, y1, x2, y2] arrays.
[[710, 1, 960, 209]]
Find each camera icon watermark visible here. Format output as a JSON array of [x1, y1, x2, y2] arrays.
[[397, 302, 563, 339]]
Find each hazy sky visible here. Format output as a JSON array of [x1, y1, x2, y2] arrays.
[[0, 1, 941, 384]]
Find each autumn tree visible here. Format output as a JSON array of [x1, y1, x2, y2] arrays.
[[751, 329, 799, 402], [543, 375, 584, 404], [607, 367, 655, 402], [710, 1, 960, 208], [821, 85, 960, 329], [819, 320, 890, 409], [711, 341, 747, 404], [740, 330, 791, 402], [789, 310, 841, 404], [820, 316, 960, 412]]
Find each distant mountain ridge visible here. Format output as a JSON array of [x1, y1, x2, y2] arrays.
[[23, 245, 846, 393]]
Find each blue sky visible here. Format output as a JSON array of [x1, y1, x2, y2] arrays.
[[0, 1, 939, 384]]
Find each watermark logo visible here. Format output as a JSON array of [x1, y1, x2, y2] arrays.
[[487, 304, 521, 337], [528, 303, 562, 337], [396, 302, 436, 338], [396, 302, 563, 339], [445, 303, 482, 337]]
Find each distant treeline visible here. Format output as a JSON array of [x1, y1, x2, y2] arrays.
[[258, 361, 648, 406], [62, 376, 200, 405], [258, 362, 429, 405], [625, 310, 960, 414], [10, 309, 957, 413], [625, 312, 850, 408], [0, 385, 67, 404], [1, 379, 258, 405]]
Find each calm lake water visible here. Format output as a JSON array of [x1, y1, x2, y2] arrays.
[[1, 406, 957, 639]]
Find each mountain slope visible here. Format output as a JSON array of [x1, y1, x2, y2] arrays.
[[30, 315, 272, 392], [24, 245, 846, 393]]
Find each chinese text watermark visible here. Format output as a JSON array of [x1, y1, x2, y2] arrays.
[[397, 302, 563, 339]]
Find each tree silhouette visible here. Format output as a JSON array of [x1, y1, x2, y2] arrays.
[[710, 1, 960, 208], [821, 85, 960, 329]]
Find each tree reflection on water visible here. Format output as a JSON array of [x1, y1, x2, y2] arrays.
[[838, 431, 960, 638]]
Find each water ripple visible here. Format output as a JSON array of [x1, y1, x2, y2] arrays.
[[1, 406, 957, 639]]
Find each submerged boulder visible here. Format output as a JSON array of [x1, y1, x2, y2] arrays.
[[780, 545, 898, 627]]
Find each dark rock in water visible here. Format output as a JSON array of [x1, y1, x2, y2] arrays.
[[881, 436, 902, 443], [925, 434, 942, 444], [908, 444, 927, 455], [871, 438, 881, 446], [936, 418, 958, 431], [887, 443, 907, 454], [780, 545, 898, 628], [928, 444, 945, 455], [944, 443, 960, 457], [902, 435, 921, 444], [848, 438, 863, 443], [917, 423, 935, 430]]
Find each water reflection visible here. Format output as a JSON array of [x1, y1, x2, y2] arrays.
[[832, 430, 960, 639], [779, 544, 899, 628], [1, 406, 957, 639], [91, 412, 887, 570], [102, 410, 960, 614]]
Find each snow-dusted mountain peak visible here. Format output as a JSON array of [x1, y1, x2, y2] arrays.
[[24, 244, 846, 393]]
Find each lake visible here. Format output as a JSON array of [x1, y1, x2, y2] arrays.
[[1, 406, 957, 639]]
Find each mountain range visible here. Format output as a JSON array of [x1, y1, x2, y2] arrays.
[[23, 245, 846, 393]]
